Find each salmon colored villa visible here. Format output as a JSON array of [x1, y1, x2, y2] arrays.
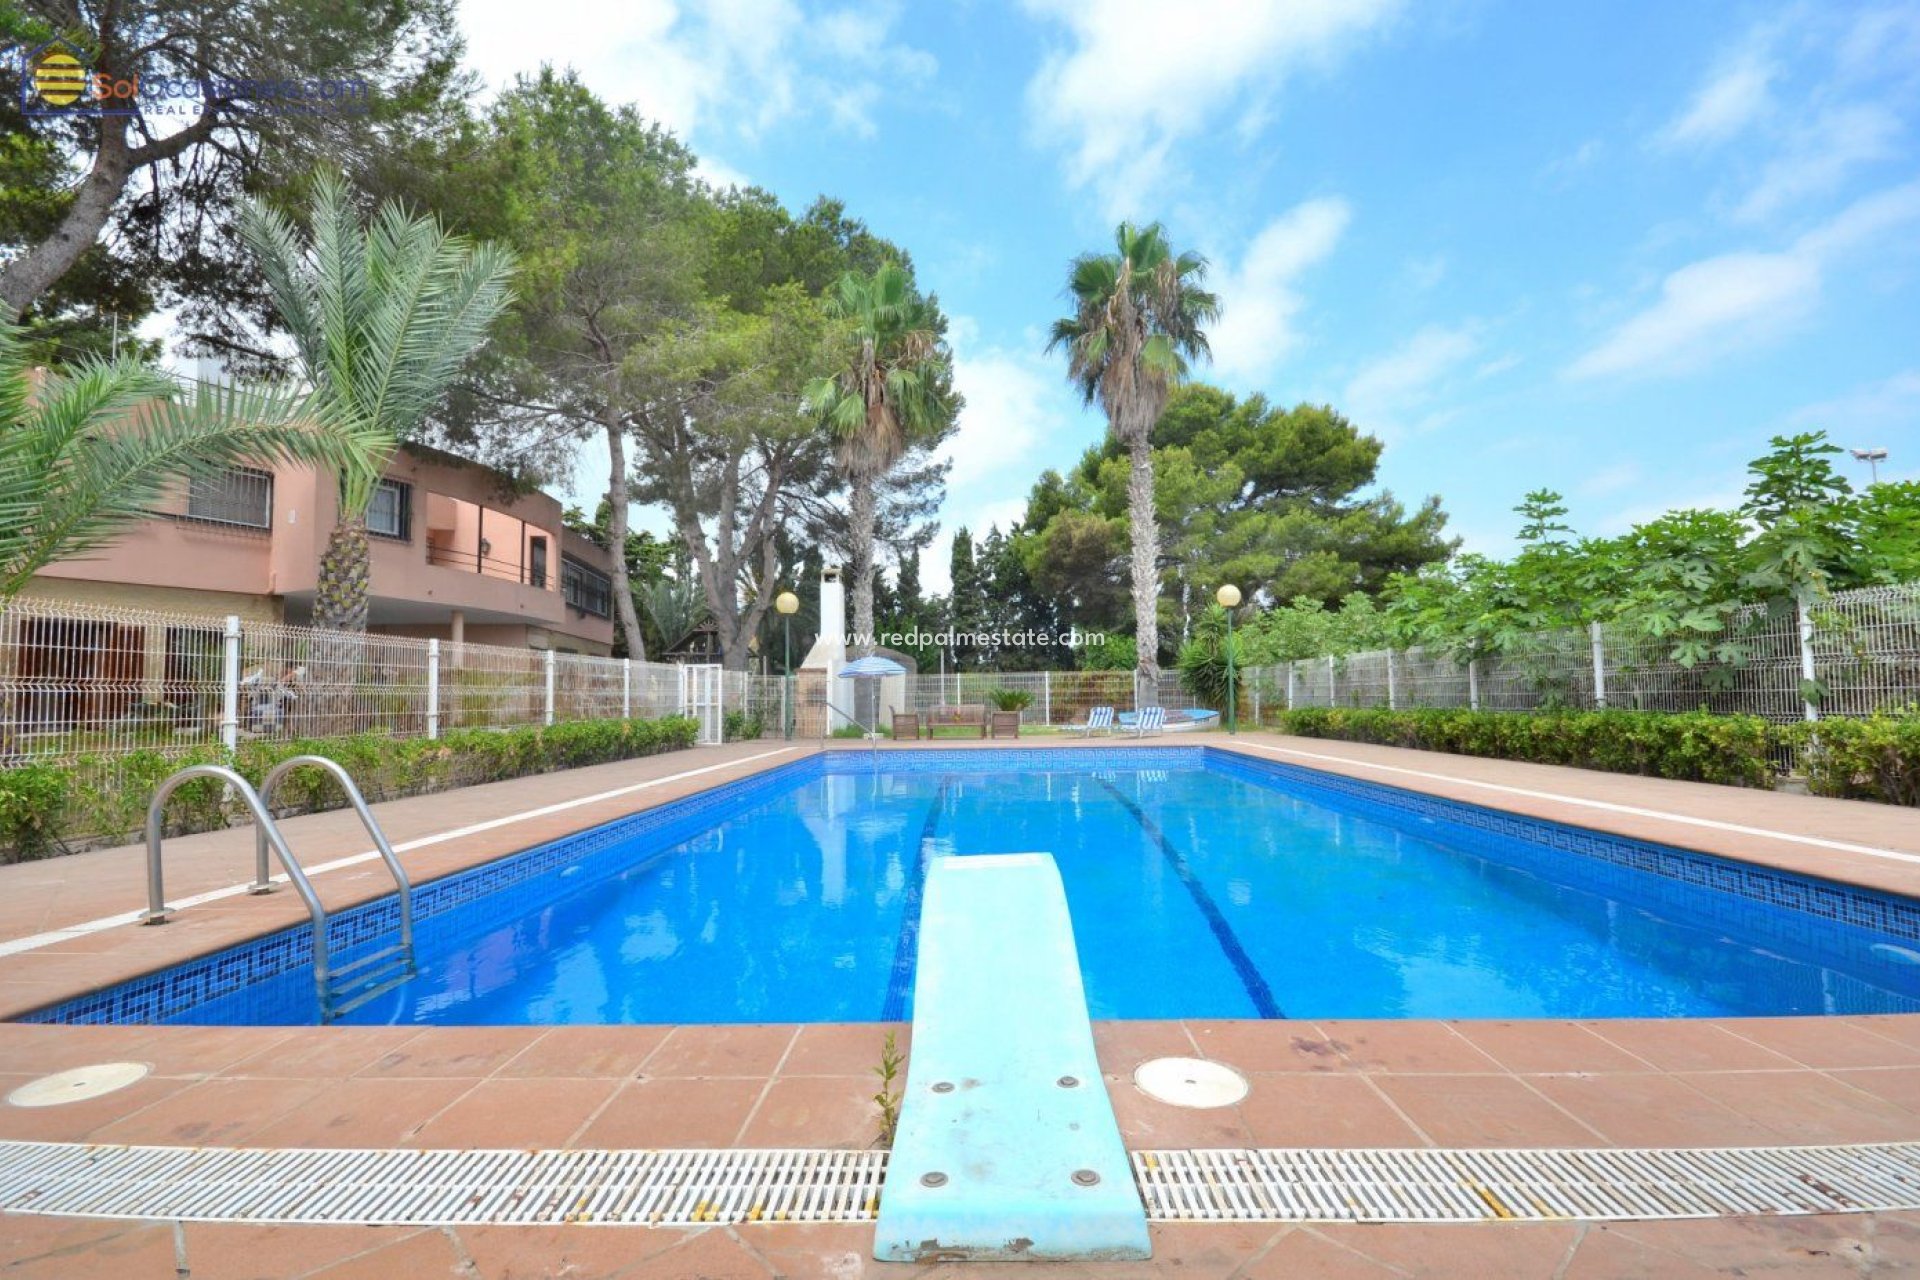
[[25, 442, 617, 655]]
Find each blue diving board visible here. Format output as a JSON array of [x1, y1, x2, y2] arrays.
[[874, 853, 1150, 1263]]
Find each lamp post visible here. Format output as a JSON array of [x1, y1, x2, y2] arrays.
[[776, 590, 800, 740], [1216, 584, 1242, 734], [1851, 447, 1888, 486]]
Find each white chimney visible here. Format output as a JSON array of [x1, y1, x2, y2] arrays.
[[799, 561, 847, 674]]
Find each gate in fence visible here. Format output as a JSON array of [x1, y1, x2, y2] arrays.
[[680, 663, 725, 745]]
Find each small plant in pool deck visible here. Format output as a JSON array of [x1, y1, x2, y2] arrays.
[[873, 1030, 905, 1148], [985, 687, 1034, 713]]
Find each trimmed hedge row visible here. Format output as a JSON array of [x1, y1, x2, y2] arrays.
[[0, 715, 698, 862], [1261, 707, 1777, 789], [1785, 713, 1920, 807]]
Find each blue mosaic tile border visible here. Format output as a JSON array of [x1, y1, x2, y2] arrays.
[[1204, 746, 1920, 946], [818, 746, 1203, 774]]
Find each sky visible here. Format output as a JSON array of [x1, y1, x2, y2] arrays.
[[450, 0, 1920, 594]]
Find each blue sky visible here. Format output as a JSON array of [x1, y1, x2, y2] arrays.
[[455, 0, 1920, 593]]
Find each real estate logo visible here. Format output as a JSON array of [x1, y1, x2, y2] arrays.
[[15, 36, 369, 117], [23, 39, 89, 110]]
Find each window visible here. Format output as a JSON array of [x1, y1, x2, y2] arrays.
[[529, 535, 549, 589], [366, 480, 411, 540], [185, 467, 272, 529], [562, 555, 612, 618]]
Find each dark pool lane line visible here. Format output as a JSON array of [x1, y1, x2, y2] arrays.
[[1094, 777, 1286, 1019], [881, 778, 950, 1021]]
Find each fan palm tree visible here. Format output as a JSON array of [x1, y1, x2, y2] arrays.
[[238, 172, 515, 631], [0, 320, 387, 599], [1048, 222, 1219, 695], [803, 263, 951, 656]]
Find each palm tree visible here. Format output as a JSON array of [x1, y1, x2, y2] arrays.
[[1048, 222, 1219, 697], [0, 320, 387, 598], [803, 263, 951, 656], [238, 173, 515, 631]]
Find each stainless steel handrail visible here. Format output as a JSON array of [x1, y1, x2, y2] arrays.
[[144, 765, 336, 997], [258, 755, 415, 971]]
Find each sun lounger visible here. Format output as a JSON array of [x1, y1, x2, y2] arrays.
[[1069, 705, 1114, 737]]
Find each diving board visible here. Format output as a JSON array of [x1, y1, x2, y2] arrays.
[[874, 853, 1150, 1263]]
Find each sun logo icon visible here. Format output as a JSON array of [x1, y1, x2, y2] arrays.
[[27, 41, 89, 108]]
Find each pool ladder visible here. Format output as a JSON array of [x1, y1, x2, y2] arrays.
[[145, 755, 416, 1022]]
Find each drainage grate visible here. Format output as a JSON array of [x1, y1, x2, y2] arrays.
[[0, 1144, 886, 1227], [1134, 1146, 1920, 1222], [4, 1141, 1920, 1228]]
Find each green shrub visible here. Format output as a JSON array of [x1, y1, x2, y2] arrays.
[[1787, 711, 1920, 806], [2, 714, 701, 861], [0, 765, 72, 859], [723, 710, 766, 742], [1264, 707, 1775, 789], [985, 688, 1034, 713]]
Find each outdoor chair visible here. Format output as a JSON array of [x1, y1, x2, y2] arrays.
[[892, 711, 923, 740], [1132, 705, 1166, 738], [1069, 705, 1114, 737]]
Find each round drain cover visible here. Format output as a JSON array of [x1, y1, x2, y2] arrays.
[[1133, 1057, 1248, 1108], [8, 1062, 149, 1108]]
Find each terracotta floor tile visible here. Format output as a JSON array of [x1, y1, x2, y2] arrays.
[[1317, 1021, 1502, 1074], [1828, 1066, 1920, 1116], [1105, 1076, 1253, 1148], [633, 1226, 775, 1279], [574, 1077, 767, 1148], [1, 1217, 179, 1280], [1237, 1074, 1427, 1147], [1579, 1019, 1802, 1073], [1851, 1016, 1920, 1052], [1240, 1226, 1402, 1278], [1685, 1070, 1920, 1144], [1143, 1222, 1289, 1280], [453, 1222, 674, 1280], [181, 1223, 428, 1280], [1720, 1017, 1920, 1069], [92, 1075, 332, 1145], [407, 1076, 621, 1148], [1091, 1021, 1195, 1077], [1183, 1021, 1344, 1073], [736, 1223, 889, 1280], [114, 1025, 303, 1078], [1563, 1223, 1728, 1279], [735, 1075, 882, 1149], [0, 1072, 194, 1142], [1371, 1075, 1605, 1147], [357, 1026, 544, 1078], [642, 1025, 798, 1078], [1525, 1073, 1785, 1146], [244, 1076, 479, 1147], [1600, 1216, 1873, 1277], [1312, 1221, 1581, 1279], [495, 1026, 675, 1079], [302, 1223, 471, 1280], [779, 1023, 908, 1077], [1449, 1020, 1651, 1074], [221, 1027, 421, 1079]]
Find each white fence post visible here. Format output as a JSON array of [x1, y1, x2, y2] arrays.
[[220, 615, 241, 752], [622, 658, 632, 719], [543, 649, 556, 726], [1251, 673, 1262, 725], [1327, 655, 1337, 707], [1042, 670, 1052, 727], [1798, 599, 1820, 722], [1386, 651, 1398, 710], [1590, 621, 1607, 709], [1468, 658, 1480, 711], [426, 639, 440, 740], [1286, 661, 1296, 710]]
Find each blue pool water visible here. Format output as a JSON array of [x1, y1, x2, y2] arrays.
[[35, 749, 1920, 1025]]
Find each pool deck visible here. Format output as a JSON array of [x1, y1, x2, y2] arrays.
[[3, 733, 1919, 1276]]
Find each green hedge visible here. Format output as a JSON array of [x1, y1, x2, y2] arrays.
[[0, 715, 698, 862], [1262, 707, 1776, 789], [1785, 712, 1920, 807]]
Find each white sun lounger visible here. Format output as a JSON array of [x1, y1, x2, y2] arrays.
[[1131, 705, 1166, 737], [1070, 705, 1114, 737]]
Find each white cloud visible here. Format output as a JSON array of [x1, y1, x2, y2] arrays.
[[1788, 369, 1920, 436], [1342, 323, 1479, 440], [1207, 197, 1351, 381], [1022, 0, 1399, 214], [1659, 49, 1775, 148], [1567, 179, 1920, 380], [1404, 254, 1448, 290], [939, 349, 1059, 489], [1577, 462, 1642, 499], [1734, 103, 1903, 222], [457, 0, 933, 141]]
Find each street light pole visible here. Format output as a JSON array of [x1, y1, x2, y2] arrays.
[[1216, 584, 1242, 734], [1851, 447, 1888, 486], [776, 590, 800, 740]]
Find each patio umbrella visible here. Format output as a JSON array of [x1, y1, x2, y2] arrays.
[[837, 655, 907, 735]]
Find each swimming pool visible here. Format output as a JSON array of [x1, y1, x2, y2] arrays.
[[27, 748, 1920, 1026]]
